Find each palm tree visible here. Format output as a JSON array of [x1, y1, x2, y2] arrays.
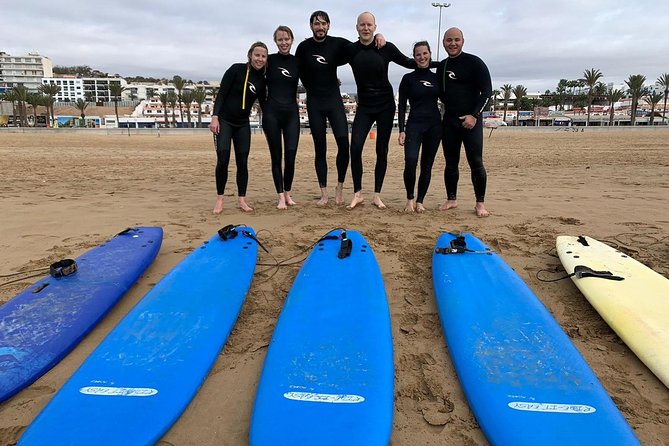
[[625, 74, 646, 125], [109, 82, 127, 126], [74, 98, 89, 125], [192, 87, 208, 128], [554, 79, 568, 111], [180, 89, 195, 128], [606, 89, 625, 126], [146, 87, 155, 100], [158, 92, 170, 127], [39, 83, 61, 127], [643, 91, 663, 125], [12, 85, 29, 127], [511, 85, 527, 126], [657, 73, 669, 125], [566, 79, 585, 108], [173, 75, 185, 124], [43, 95, 55, 127], [26, 93, 44, 126], [501, 84, 512, 123], [583, 68, 603, 126], [167, 91, 178, 127]]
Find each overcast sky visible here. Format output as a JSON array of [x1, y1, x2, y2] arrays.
[[2, 0, 668, 95]]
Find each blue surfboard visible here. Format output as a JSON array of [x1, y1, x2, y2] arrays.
[[0, 226, 162, 403], [19, 226, 258, 446], [250, 229, 393, 446], [432, 232, 640, 445]]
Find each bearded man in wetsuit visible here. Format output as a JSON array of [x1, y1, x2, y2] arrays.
[[436, 27, 492, 217], [295, 11, 353, 206]]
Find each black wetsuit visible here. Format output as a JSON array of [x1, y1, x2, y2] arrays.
[[262, 52, 300, 194], [436, 51, 492, 202], [295, 36, 351, 188], [212, 63, 266, 197], [398, 67, 441, 203], [342, 41, 415, 193]]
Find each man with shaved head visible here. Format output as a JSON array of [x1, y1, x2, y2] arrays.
[[343, 11, 417, 209], [436, 27, 492, 217]]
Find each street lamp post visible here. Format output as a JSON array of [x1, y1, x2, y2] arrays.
[[431, 2, 451, 61]]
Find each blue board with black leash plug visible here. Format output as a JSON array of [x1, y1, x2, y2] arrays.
[[250, 228, 393, 446], [431, 231, 640, 445], [0, 226, 163, 403]]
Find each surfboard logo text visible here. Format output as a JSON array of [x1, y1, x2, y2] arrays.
[[508, 401, 596, 414], [283, 391, 365, 404], [79, 386, 158, 397]]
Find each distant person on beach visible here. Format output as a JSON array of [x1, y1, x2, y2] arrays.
[[436, 27, 492, 217], [342, 11, 417, 210], [295, 10, 385, 206], [397, 41, 441, 213], [209, 41, 268, 214], [264, 25, 300, 210]]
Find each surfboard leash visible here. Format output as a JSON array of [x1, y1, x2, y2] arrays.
[[0, 269, 49, 287], [537, 265, 624, 282], [435, 233, 478, 255], [217, 224, 269, 253]]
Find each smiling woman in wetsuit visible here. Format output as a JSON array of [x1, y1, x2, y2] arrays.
[[263, 26, 300, 210], [397, 41, 441, 213], [210, 41, 268, 214]]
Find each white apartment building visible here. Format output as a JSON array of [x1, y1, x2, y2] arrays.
[[0, 51, 54, 92], [41, 76, 129, 103]]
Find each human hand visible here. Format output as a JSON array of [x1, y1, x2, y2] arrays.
[[374, 33, 386, 49], [398, 132, 405, 146], [209, 116, 220, 134], [459, 114, 477, 129]]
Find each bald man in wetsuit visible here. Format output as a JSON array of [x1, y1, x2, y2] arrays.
[[436, 27, 492, 217], [343, 11, 416, 209]]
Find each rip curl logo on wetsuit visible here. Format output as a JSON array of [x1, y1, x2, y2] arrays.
[[312, 54, 328, 65], [278, 67, 292, 78], [446, 71, 457, 80], [420, 80, 436, 88], [248, 83, 257, 94]]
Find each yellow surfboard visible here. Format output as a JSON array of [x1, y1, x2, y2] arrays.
[[556, 235, 669, 388]]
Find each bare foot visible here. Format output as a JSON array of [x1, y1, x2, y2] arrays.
[[315, 187, 329, 207], [404, 199, 415, 212], [284, 191, 297, 206], [213, 196, 225, 215], [238, 197, 254, 212], [438, 199, 458, 211], [335, 183, 344, 205], [277, 194, 288, 210], [347, 191, 364, 209], [475, 202, 490, 217], [372, 193, 387, 209], [416, 202, 426, 213]]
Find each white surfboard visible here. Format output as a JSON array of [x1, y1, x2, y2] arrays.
[[556, 235, 669, 388]]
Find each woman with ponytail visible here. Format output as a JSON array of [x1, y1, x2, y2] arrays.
[[210, 41, 268, 213]]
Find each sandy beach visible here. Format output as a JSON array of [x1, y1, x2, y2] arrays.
[[0, 128, 668, 445]]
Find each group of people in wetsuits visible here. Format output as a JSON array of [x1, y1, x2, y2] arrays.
[[210, 10, 492, 217]]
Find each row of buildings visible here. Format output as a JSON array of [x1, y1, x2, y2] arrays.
[[1, 51, 667, 128]]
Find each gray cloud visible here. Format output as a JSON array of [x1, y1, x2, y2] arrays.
[[2, 0, 667, 92]]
